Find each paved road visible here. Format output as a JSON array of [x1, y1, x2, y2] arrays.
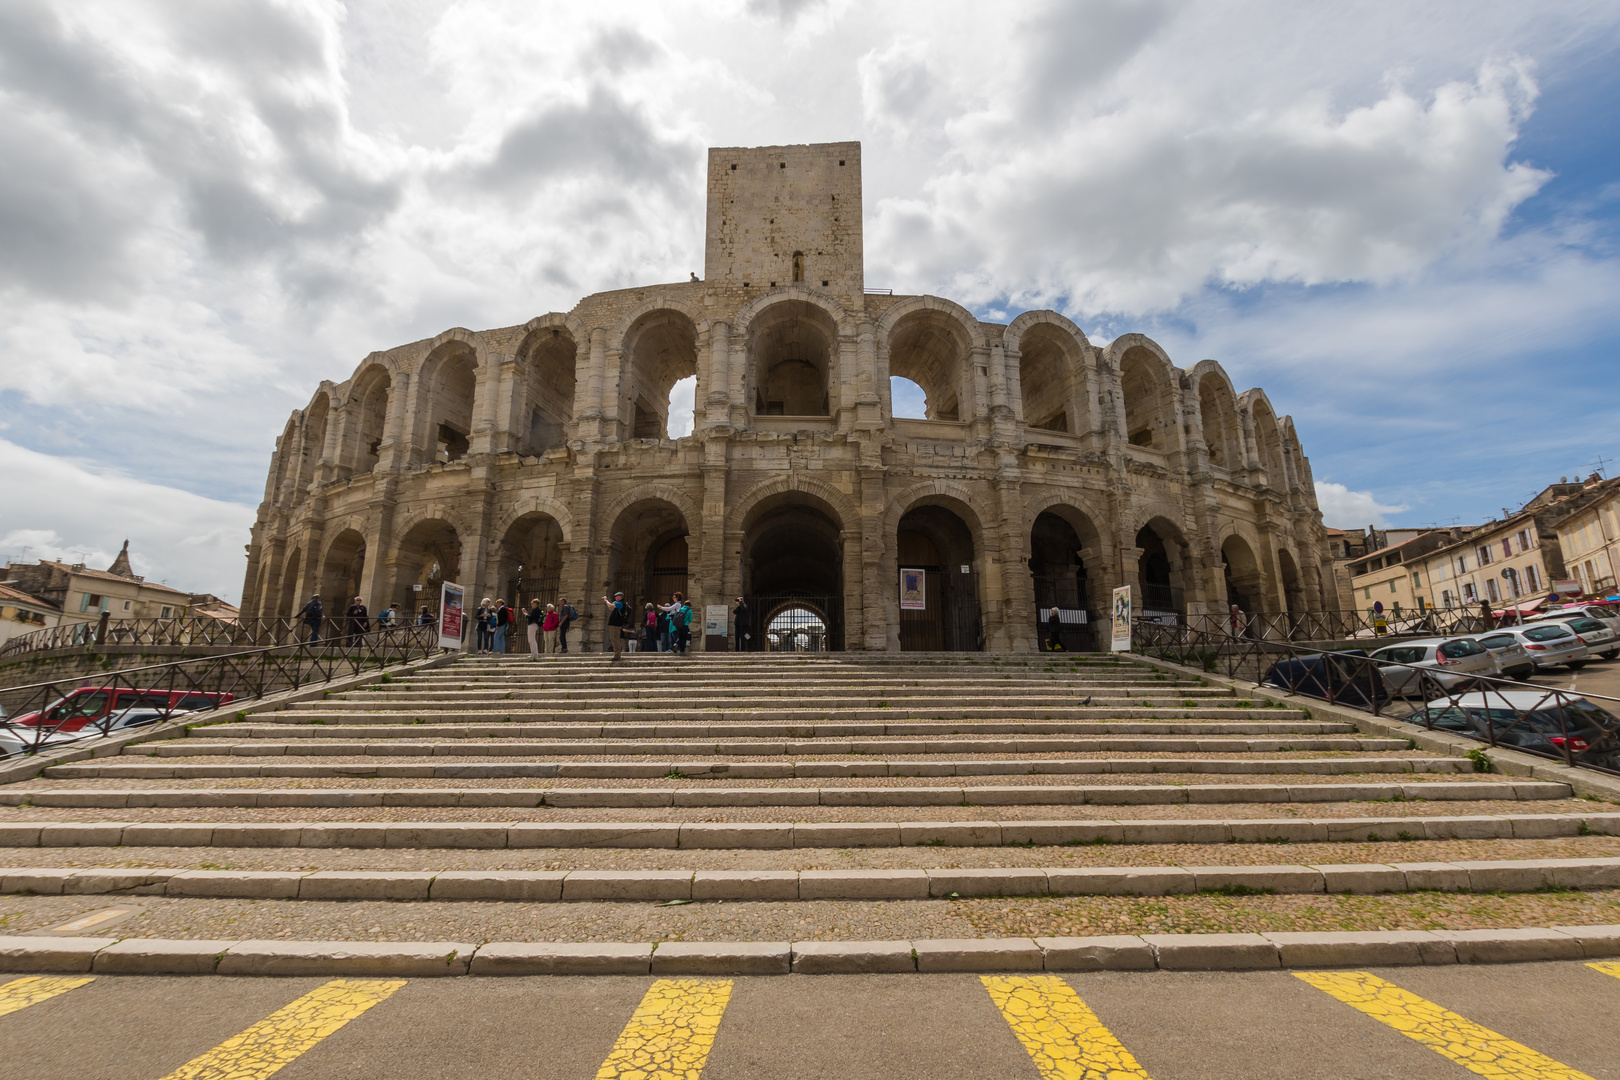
[[4, 962, 1618, 1079]]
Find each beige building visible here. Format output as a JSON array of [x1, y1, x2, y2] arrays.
[[1346, 530, 1462, 615], [1550, 476, 1620, 599], [0, 583, 60, 644], [241, 142, 1330, 651], [2, 542, 196, 628]]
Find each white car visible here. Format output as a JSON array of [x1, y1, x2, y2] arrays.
[[1368, 637, 1499, 697], [0, 707, 182, 759], [1563, 617, 1620, 660], [1475, 631, 1537, 680], [1526, 604, 1620, 637], [1490, 623, 1593, 671]]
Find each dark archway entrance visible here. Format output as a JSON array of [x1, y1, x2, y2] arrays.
[[1137, 520, 1187, 616], [1222, 534, 1264, 619], [897, 505, 980, 651], [741, 499, 843, 651], [1030, 511, 1095, 650]]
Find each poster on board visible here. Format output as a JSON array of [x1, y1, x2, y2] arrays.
[[438, 582, 465, 651], [1109, 585, 1132, 652], [900, 568, 927, 611]]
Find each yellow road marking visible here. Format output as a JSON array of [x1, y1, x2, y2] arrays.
[[595, 978, 734, 1080], [44, 907, 138, 933], [0, 976, 94, 1019], [982, 974, 1154, 1080], [159, 978, 405, 1080], [1588, 961, 1620, 980], [1296, 971, 1595, 1080]]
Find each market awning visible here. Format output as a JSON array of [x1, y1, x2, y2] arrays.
[[1505, 593, 1553, 613]]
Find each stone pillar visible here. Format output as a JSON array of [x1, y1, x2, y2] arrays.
[[858, 466, 889, 650], [697, 441, 729, 650], [376, 373, 410, 474], [992, 458, 1033, 651], [705, 320, 731, 430], [854, 322, 881, 429]]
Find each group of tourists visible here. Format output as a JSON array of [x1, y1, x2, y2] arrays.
[[470, 596, 580, 657], [296, 592, 414, 644], [601, 590, 699, 660]]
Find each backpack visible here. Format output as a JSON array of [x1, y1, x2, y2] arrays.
[[680, 604, 694, 628], [607, 601, 626, 627]]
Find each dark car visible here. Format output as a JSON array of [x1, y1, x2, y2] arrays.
[[1263, 649, 1389, 708], [1406, 690, 1620, 770]]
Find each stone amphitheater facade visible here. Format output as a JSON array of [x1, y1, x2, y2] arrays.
[[241, 142, 1329, 652]]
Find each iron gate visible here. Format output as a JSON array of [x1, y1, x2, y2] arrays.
[[898, 568, 981, 651], [739, 595, 842, 652]]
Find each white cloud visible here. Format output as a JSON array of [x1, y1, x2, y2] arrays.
[[1314, 481, 1410, 529], [0, 439, 256, 601]]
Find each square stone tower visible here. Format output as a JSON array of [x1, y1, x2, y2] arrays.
[[704, 142, 863, 301]]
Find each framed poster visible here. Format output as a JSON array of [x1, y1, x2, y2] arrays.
[[900, 568, 927, 611], [1109, 585, 1132, 652], [438, 582, 465, 651]]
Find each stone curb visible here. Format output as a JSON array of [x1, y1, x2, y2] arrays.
[[0, 652, 456, 786], [4, 858, 1617, 902], [0, 779, 1573, 812], [1137, 653, 1620, 804], [3, 926, 1615, 975], [0, 813, 1614, 853]]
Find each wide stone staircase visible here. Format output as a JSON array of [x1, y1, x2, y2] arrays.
[[3, 651, 1619, 960]]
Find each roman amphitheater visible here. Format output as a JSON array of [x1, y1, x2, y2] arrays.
[[241, 142, 1328, 652]]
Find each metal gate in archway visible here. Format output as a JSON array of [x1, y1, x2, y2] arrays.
[[898, 568, 982, 651], [740, 595, 843, 652]]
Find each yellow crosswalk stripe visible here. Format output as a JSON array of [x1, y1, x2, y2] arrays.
[[159, 978, 405, 1080], [594, 978, 735, 1080], [1296, 971, 1595, 1080], [0, 976, 95, 1019], [982, 974, 1154, 1080], [1588, 961, 1620, 981]]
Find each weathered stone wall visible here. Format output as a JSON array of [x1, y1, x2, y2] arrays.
[[241, 142, 1331, 652]]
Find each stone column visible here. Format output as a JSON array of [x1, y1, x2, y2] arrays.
[[376, 373, 410, 474], [697, 440, 729, 650], [705, 320, 731, 430]]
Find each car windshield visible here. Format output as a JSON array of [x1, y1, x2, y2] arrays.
[[1568, 619, 1607, 633], [1439, 639, 1484, 658], [1375, 647, 1427, 664], [1523, 625, 1573, 642], [45, 692, 109, 721]]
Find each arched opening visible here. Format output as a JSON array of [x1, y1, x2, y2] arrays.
[[1019, 325, 1080, 434], [606, 499, 691, 620], [520, 328, 577, 455], [500, 513, 565, 607], [1197, 377, 1241, 472], [1119, 346, 1172, 450], [393, 519, 462, 616], [1278, 547, 1306, 614], [791, 251, 804, 283], [748, 300, 834, 417], [897, 503, 980, 651], [347, 368, 391, 475], [1030, 508, 1101, 650], [1250, 400, 1287, 488], [421, 342, 477, 463], [623, 310, 698, 440], [273, 420, 296, 502], [294, 394, 330, 497], [1222, 534, 1264, 617], [741, 495, 844, 651], [275, 548, 302, 619], [888, 311, 967, 421], [890, 377, 928, 419], [1137, 519, 1188, 615], [319, 529, 367, 608]]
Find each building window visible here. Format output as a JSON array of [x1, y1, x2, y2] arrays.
[[1485, 578, 1501, 602], [160, 606, 172, 619], [122, 599, 132, 612], [1526, 564, 1541, 591], [1457, 556, 1468, 573], [1363, 587, 1371, 599], [1463, 582, 1476, 602], [1411, 571, 1422, 589], [1517, 528, 1533, 551], [1476, 545, 1493, 566], [1442, 589, 1453, 608], [1502, 538, 1512, 558], [1389, 580, 1398, 593]]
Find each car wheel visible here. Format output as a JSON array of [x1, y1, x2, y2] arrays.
[[1602, 650, 1619, 660], [1567, 661, 1588, 670], [1511, 667, 1534, 681]]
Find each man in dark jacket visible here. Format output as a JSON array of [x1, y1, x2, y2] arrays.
[[299, 594, 323, 643], [557, 597, 578, 653], [733, 597, 750, 652], [345, 596, 369, 641]]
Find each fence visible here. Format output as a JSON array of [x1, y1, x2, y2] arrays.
[[0, 624, 439, 760], [1139, 606, 1537, 643], [1131, 618, 1620, 778], [0, 615, 341, 660]]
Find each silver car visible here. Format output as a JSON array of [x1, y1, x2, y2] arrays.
[[1563, 617, 1620, 660], [1369, 636, 1498, 697], [1492, 622, 1593, 671], [1476, 631, 1537, 680], [1527, 604, 1620, 637]]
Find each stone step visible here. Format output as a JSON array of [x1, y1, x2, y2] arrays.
[[327, 691, 1238, 707], [0, 780, 1571, 811], [41, 756, 1466, 781], [6, 857, 1618, 902], [2, 812, 1614, 849], [195, 720, 1351, 738], [141, 737, 1401, 758], [257, 706, 1312, 723], [366, 678, 1220, 692]]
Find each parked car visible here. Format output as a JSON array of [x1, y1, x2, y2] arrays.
[[7, 687, 230, 733], [1263, 650, 1389, 708], [1367, 637, 1498, 697], [1527, 604, 1620, 636], [0, 706, 184, 759], [1407, 690, 1620, 770], [1475, 632, 1537, 680], [1562, 617, 1620, 660], [1487, 623, 1592, 671]]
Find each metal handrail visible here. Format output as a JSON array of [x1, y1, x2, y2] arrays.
[[1132, 618, 1620, 778], [0, 624, 439, 760], [1140, 607, 1553, 643], [0, 615, 376, 660]]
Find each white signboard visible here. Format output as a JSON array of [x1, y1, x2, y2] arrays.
[[1109, 585, 1133, 652], [438, 582, 465, 651], [704, 605, 728, 636], [900, 568, 926, 611]]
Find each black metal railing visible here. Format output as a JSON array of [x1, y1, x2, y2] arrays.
[[0, 615, 356, 660], [1132, 618, 1620, 778], [1142, 606, 1546, 643], [0, 624, 439, 760]]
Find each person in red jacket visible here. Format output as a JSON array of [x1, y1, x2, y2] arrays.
[[541, 603, 561, 655]]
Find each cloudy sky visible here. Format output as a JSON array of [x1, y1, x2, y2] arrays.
[[1, 0, 1617, 602]]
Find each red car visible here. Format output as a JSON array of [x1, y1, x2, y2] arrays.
[[10, 687, 233, 732]]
